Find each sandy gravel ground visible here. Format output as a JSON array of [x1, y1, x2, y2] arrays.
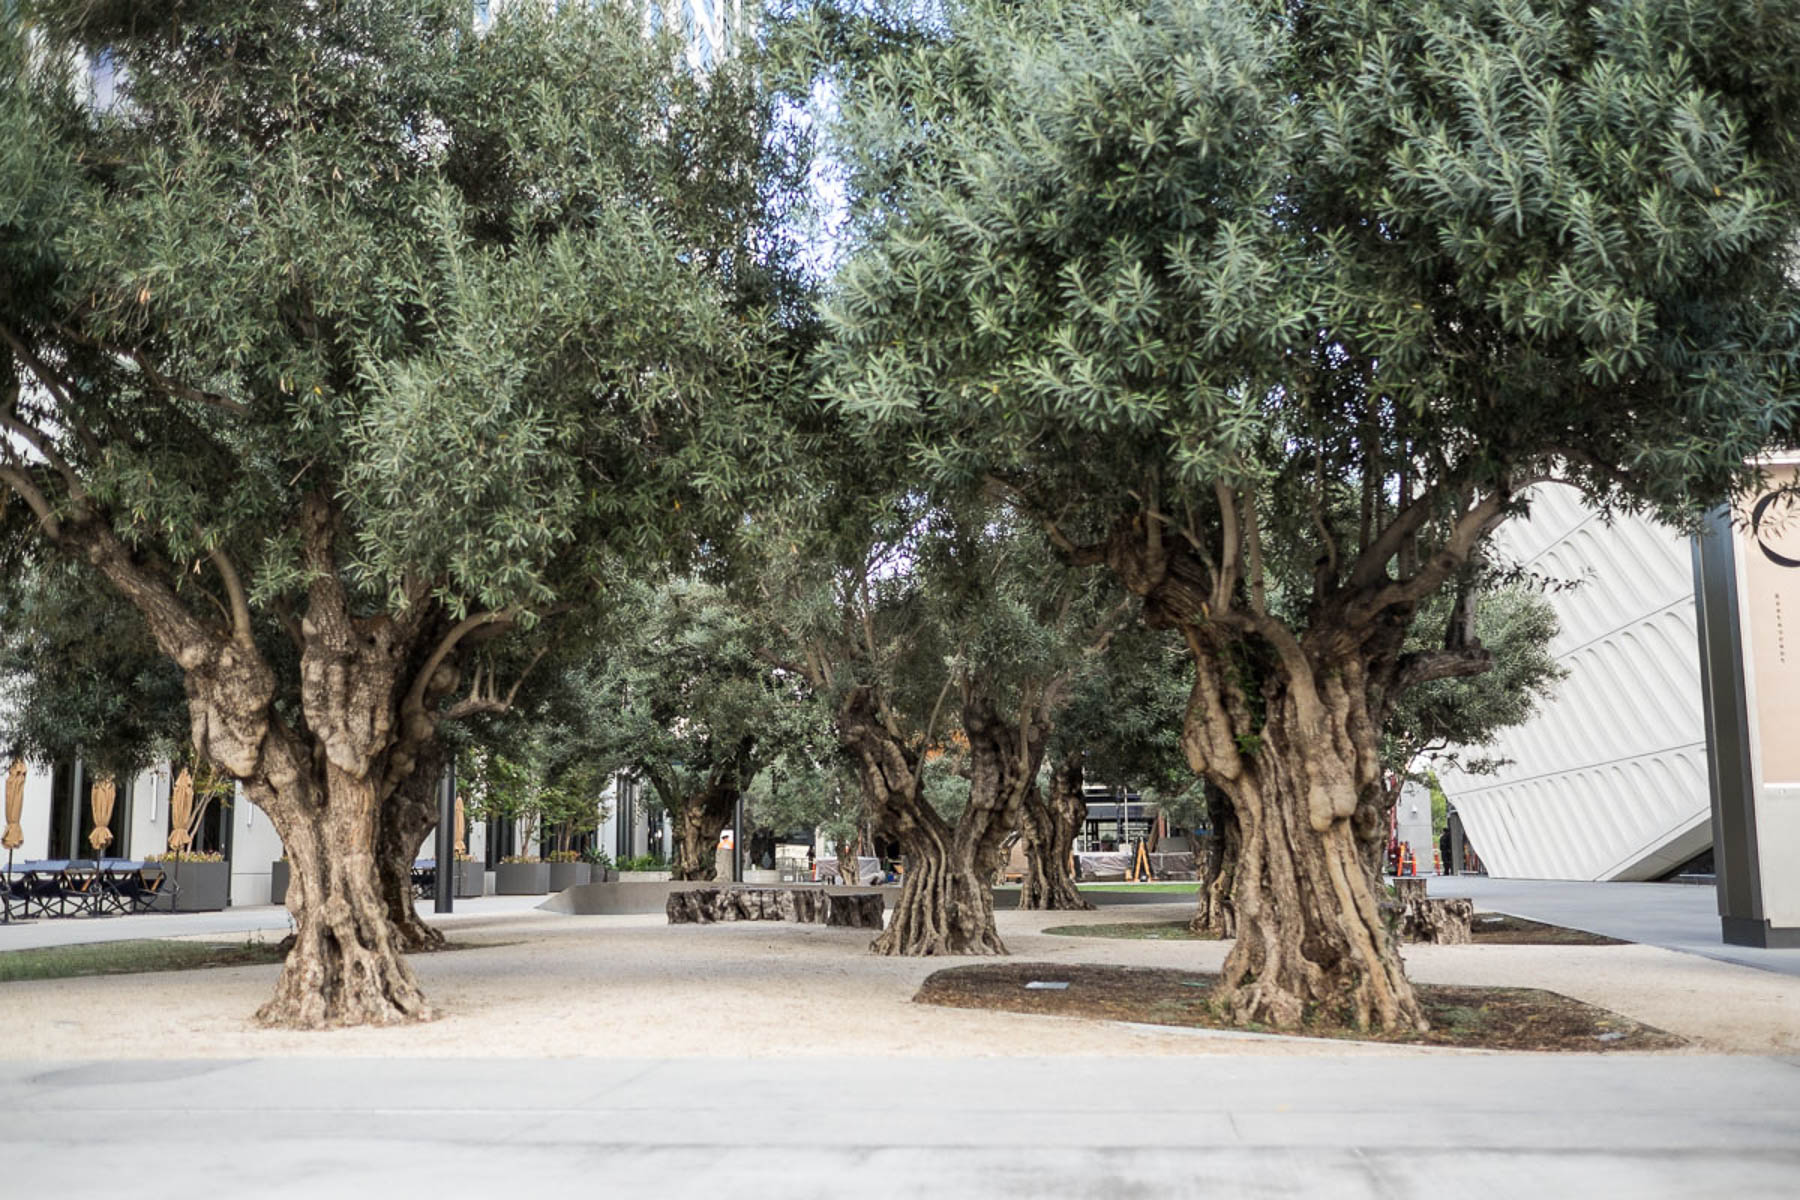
[[2, 903, 1793, 1059]]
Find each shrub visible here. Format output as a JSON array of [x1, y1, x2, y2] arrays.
[[616, 854, 669, 873]]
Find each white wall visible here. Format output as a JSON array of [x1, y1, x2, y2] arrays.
[[229, 783, 286, 906], [15, 764, 52, 862], [1435, 486, 1711, 880]]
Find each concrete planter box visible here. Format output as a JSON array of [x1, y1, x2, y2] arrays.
[[147, 861, 229, 911], [270, 860, 290, 906], [495, 861, 551, 895], [454, 861, 485, 898], [547, 862, 592, 891], [618, 870, 672, 883], [744, 868, 782, 885]]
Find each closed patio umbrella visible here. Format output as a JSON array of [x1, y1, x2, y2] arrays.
[[88, 775, 117, 857], [454, 793, 467, 857], [4, 759, 25, 889], [3, 758, 23, 855], [168, 767, 193, 851]]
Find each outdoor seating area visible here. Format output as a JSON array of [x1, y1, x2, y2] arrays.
[[0, 860, 171, 921], [1072, 850, 1198, 882]]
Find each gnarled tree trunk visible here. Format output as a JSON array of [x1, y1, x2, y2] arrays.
[[842, 687, 1035, 956], [257, 763, 431, 1027], [375, 743, 448, 953], [1017, 754, 1091, 911], [668, 777, 739, 881], [1181, 637, 1424, 1033], [1190, 783, 1237, 937], [60, 494, 511, 1028]]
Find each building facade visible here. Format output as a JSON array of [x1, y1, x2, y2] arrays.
[[1434, 485, 1712, 880]]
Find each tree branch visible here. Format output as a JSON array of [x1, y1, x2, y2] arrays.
[[0, 409, 88, 508], [1348, 481, 1447, 589], [208, 548, 254, 643], [1391, 646, 1494, 696], [126, 347, 248, 416], [1213, 482, 1241, 614], [442, 646, 549, 720], [404, 607, 520, 721], [0, 463, 62, 538], [1350, 486, 1514, 623]]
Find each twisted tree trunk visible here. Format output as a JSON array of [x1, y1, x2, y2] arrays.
[[843, 687, 1032, 956], [835, 838, 860, 885], [1018, 754, 1091, 911], [1180, 636, 1423, 1032], [1189, 784, 1237, 937], [46, 491, 518, 1028], [1087, 510, 1460, 1034], [669, 777, 739, 881], [256, 762, 430, 1027], [375, 743, 448, 953]]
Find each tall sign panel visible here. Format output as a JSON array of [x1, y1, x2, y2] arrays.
[[1693, 458, 1800, 947]]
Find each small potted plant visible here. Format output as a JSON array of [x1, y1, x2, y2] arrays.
[[545, 849, 591, 891], [495, 853, 550, 894], [144, 849, 229, 911]]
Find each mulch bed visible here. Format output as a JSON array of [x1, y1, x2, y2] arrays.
[[915, 962, 1683, 1051], [1466, 913, 1626, 945]]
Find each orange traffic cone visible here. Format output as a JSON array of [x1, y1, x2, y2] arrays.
[[1432, 849, 1443, 875]]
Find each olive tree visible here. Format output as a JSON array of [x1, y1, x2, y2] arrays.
[[558, 578, 823, 881], [0, 2, 805, 1026], [822, 0, 1800, 1029]]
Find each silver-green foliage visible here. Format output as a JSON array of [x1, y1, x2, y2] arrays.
[[822, 0, 1800, 574], [1, 0, 807, 637]]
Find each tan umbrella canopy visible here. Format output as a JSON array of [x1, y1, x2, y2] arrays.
[[168, 767, 194, 852], [454, 793, 467, 857], [3, 758, 25, 853], [88, 775, 117, 856]]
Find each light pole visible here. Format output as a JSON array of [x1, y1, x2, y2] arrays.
[[732, 793, 744, 883], [433, 761, 455, 914]]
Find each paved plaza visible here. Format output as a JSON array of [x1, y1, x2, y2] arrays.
[[2, 886, 1797, 1196]]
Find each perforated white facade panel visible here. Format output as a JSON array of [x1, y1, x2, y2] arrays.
[[1435, 486, 1711, 881]]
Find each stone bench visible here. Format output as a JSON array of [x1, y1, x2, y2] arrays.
[[665, 886, 885, 928]]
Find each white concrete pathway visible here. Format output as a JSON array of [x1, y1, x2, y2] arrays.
[[3, 1055, 1797, 1198]]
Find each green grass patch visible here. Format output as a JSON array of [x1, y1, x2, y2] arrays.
[[1077, 883, 1200, 894], [0, 938, 286, 983], [994, 882, 1200, 896]]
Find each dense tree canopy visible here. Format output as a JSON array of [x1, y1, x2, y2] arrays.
[[555, 577, 822, 879]]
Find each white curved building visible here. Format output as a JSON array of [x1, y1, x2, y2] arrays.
[[1434, 485, 1712, 880]]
